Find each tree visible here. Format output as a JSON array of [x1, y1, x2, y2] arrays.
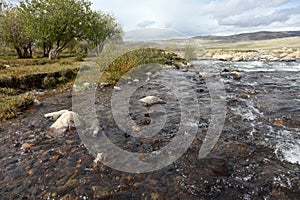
[[1, 0, 123, 59], [0, 4, 34, 58], [20, 0, 93, 59], [86, 11, 122, 55]]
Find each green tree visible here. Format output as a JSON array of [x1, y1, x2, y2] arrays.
[[1, 0, 122, 59], [0, 4, 34, 58], [20, 0, 93, 59], [86, 11, 122, 55]]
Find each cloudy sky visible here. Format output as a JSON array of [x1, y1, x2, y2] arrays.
[[91, 0, 300, 38]]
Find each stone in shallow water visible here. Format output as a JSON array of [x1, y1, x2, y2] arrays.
[[139, 96, 165, 106], [44, 110, 69, 120], [33, 99, 42, 106], [50, 111, 83, 133]]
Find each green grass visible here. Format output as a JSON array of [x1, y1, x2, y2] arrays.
[[99, 48, 188, 85], [0, 48, 188, 121], [0, 93, 34, 122], [0, 57, 81, 78], [0, 56, 83, 122]]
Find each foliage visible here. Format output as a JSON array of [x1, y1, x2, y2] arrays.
[[86, 11, 123, 55], [184, 43, 197, 61], [0, 0, 122, 59], [0, 4, 34, 58]]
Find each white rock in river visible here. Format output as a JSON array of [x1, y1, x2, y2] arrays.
[[33, 99, 42, 106], [50, 111, 82, 133], [44, 110, 69, 120], [114, 86, 121, 91], [83, 82, 90, 88], [139, 96, 165, 106]]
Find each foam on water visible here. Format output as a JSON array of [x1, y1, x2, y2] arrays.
[[274, 130, 300, 164], [193, 60, 300, 165], [193, 60, 300, 72]]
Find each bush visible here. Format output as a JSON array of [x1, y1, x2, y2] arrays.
[[184, 44, 197, 61]]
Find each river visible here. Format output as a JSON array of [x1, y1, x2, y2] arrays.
[[0, 60, 299, 199]]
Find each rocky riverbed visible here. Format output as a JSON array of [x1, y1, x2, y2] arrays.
[[0, 60, 300, 199]]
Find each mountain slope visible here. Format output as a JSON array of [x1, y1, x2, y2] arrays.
[[194, 31, 300, 42]]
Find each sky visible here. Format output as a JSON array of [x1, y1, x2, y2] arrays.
[[91, 0, 300, 38]]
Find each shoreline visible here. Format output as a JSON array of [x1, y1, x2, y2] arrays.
[[183, 48, 300, 62]]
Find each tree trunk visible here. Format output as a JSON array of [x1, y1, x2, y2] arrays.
[[49, 48, 61, 60], [22, 47, 32, 58], [29, 43, 33, 58], [15, 43, 33, 59], [43, 43, 47, 57], [95, 42, 104, 55], [15, 47, 23, 58]]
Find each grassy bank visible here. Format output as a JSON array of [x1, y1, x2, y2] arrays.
[[0, 48, 188, 122], [0, 56, 82, 122]]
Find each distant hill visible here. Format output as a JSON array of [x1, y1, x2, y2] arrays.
[[194, 31, 300, 42]]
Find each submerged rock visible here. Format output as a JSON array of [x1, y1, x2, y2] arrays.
[[221, 70, 242, 80], [139, 96, 166, 106]]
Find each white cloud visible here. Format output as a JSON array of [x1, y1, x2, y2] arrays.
[[91, 0, 300, 37], [219, 6, 300, 27]]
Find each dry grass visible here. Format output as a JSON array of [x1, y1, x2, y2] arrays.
[[0, 57, 82, 78], [146, 36, 300, 52]]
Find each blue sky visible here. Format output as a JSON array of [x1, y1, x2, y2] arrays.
[[91, 0, 300, 37]]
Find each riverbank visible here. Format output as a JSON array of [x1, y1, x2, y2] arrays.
[[0, 56, 81, 122], [0, 49, 189, 122]]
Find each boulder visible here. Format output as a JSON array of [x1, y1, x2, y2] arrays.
[[83, 82, 90, 88], [213, 53, 233, 61], [50, 111, 82, 133], [260, 54, 279, 62], [113, 86, 121, 91], [281, 55, 296, 62], [44, 110, 69, 120], [232, 55, 243, 62], [99, 82, 109, 88], [33, 99, 42, 106], [231, 71, 242, 80], [221, 70, 242, 80], [139, 96, 166, 106]]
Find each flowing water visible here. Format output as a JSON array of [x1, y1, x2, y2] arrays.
[[0, 61, 299, 199], [196, 60, 300, 165]]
